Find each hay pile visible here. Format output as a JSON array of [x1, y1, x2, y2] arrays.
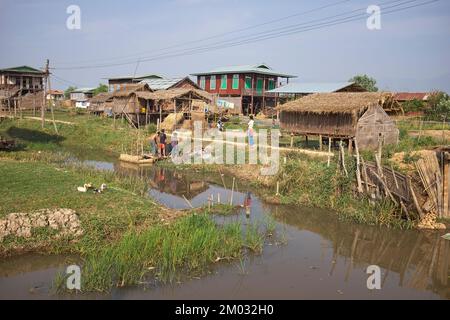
[[417, 212, 447, 230], [161, 112, 184, 131]]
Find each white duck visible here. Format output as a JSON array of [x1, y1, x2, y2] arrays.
[[77, 183, 92, 193], [77, 184, 89, 192]]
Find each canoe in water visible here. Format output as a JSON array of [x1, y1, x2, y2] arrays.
[[119, 154, 156, 165]]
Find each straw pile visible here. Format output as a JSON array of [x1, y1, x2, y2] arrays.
[[161, 112, 184, 131]]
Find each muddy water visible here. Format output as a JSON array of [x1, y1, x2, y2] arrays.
[[0, 160, 449, 300]]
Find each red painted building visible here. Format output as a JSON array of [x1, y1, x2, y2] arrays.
[[191, 63, 296, 115]]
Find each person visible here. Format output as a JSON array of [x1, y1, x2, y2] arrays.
[[171, 131, 179, 157], [248, 115, 255, 147], [159, 129, 167, 157], [150, 132, 159, 156], [217, 117, 224, 132]]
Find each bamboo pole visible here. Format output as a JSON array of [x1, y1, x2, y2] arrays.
[[230, 177, 235, 206], [354, 138, 363, 194]]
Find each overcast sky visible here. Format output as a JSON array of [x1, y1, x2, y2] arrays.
[[1, 0, 449, 92]]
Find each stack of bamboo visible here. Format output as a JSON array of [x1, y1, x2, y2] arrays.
[[416, 151, 443, 218]]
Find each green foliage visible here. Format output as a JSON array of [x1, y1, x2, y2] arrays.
[[425, 91, 450, 121], [403, 99, 424, 113], [92, 83, 109, 96], [273, 153, 412, 229], [64, 86, 77, 99], [349, 74, 378, 92], [76, 214, 266, 292]]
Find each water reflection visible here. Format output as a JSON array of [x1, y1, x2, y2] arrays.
[[0, 160, 448, 300]]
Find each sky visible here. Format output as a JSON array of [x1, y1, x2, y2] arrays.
[[0, 0, 449, 92]]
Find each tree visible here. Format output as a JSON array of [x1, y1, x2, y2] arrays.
[[64, 86, 77, 99], [93, 83, 108, 96], [349, 74, 378, 92], [425, 91, 450, 121]]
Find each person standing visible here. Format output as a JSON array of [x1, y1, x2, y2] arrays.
[[150, 132, 159, 156], [248, 115, 255, 147], [159, 129, 167, 157], [171, 131, 179, 157]]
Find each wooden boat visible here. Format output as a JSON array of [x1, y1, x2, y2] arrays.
[[119, 153, 156, 165]]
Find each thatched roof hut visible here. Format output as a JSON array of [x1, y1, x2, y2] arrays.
[[111, 83, 152, 114], [279, 92, 399, 150], [136, 88, 212, 112], [88, 92, 114, 113]]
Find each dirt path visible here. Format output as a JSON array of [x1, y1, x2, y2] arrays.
[[174, 132, 334, 158], [3, 115, 75, 125], [409, 130, 450, 140]]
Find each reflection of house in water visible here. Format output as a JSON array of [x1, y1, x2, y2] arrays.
[[271, 206, 450, 299], [115, 164, 209, 200]]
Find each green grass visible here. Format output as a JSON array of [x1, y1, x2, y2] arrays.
[[0, 112, 148, 156], [0, 160, 160, 256], [270, 153, 414, 229], [58, 214, 265, 292]]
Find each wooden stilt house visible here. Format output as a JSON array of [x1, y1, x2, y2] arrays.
[[279, 92, 400, 150]]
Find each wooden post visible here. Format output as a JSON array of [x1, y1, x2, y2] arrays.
[[348, 139, 353, 154], [443, 154, 449, 218], [327, 137, 332, 167], [41, 59, 48, 128], [159, 102, 162, 129], [46, 60, 58, 134], [290, 133, 294, 148], [173, 99, 176, 132], [230, 177, 235, 206], [319, 135, 322, 151], [339, 140, 348, 177], [354, 138, 363, 194]]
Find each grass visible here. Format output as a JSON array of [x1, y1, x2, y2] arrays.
[[55, 214, 266, 292], [273, 152, 414, 229], [0, 112, 149, 156], [0, 160, 160, 256]]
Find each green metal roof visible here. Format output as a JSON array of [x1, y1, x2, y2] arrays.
[[106, 74, 164, 81], [0, 65, 45, 74], [191, 63, 296, 78]]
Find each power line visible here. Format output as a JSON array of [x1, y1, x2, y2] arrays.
[[52, 0, 440, 71], [54, 0, 354, 66]]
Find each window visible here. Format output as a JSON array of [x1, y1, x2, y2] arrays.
[[200, 76, 206, 89], [256, 78, 263, 93], [245, 76, 252, 89], [220, 75, 227, 90], [232, 74, 239, 90], [268, 78, 275, 90], [210, 75, 216, 90]]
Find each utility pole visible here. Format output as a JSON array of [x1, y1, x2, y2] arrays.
[[46, 60, 58, 134], [42, 59, 49, 128]]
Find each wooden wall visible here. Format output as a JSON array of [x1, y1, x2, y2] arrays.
[[356, 105, 399, 150], [280, 111, 356, 137]]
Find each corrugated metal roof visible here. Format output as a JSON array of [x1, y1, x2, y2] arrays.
[[106, 74, 164, 81], [0, 66, 45, 74], [140, 78, 184, 90], [72, 87, 96, 93], [394, 92, 430, 101], [267, 82, 358, 94], [191, 63, 296, 78]]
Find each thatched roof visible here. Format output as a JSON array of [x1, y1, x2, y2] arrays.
[[135, 88, 211, 102], [89, 92, 113, 103], [279, 92, 395, 115], [112, 83, 152, 97]]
